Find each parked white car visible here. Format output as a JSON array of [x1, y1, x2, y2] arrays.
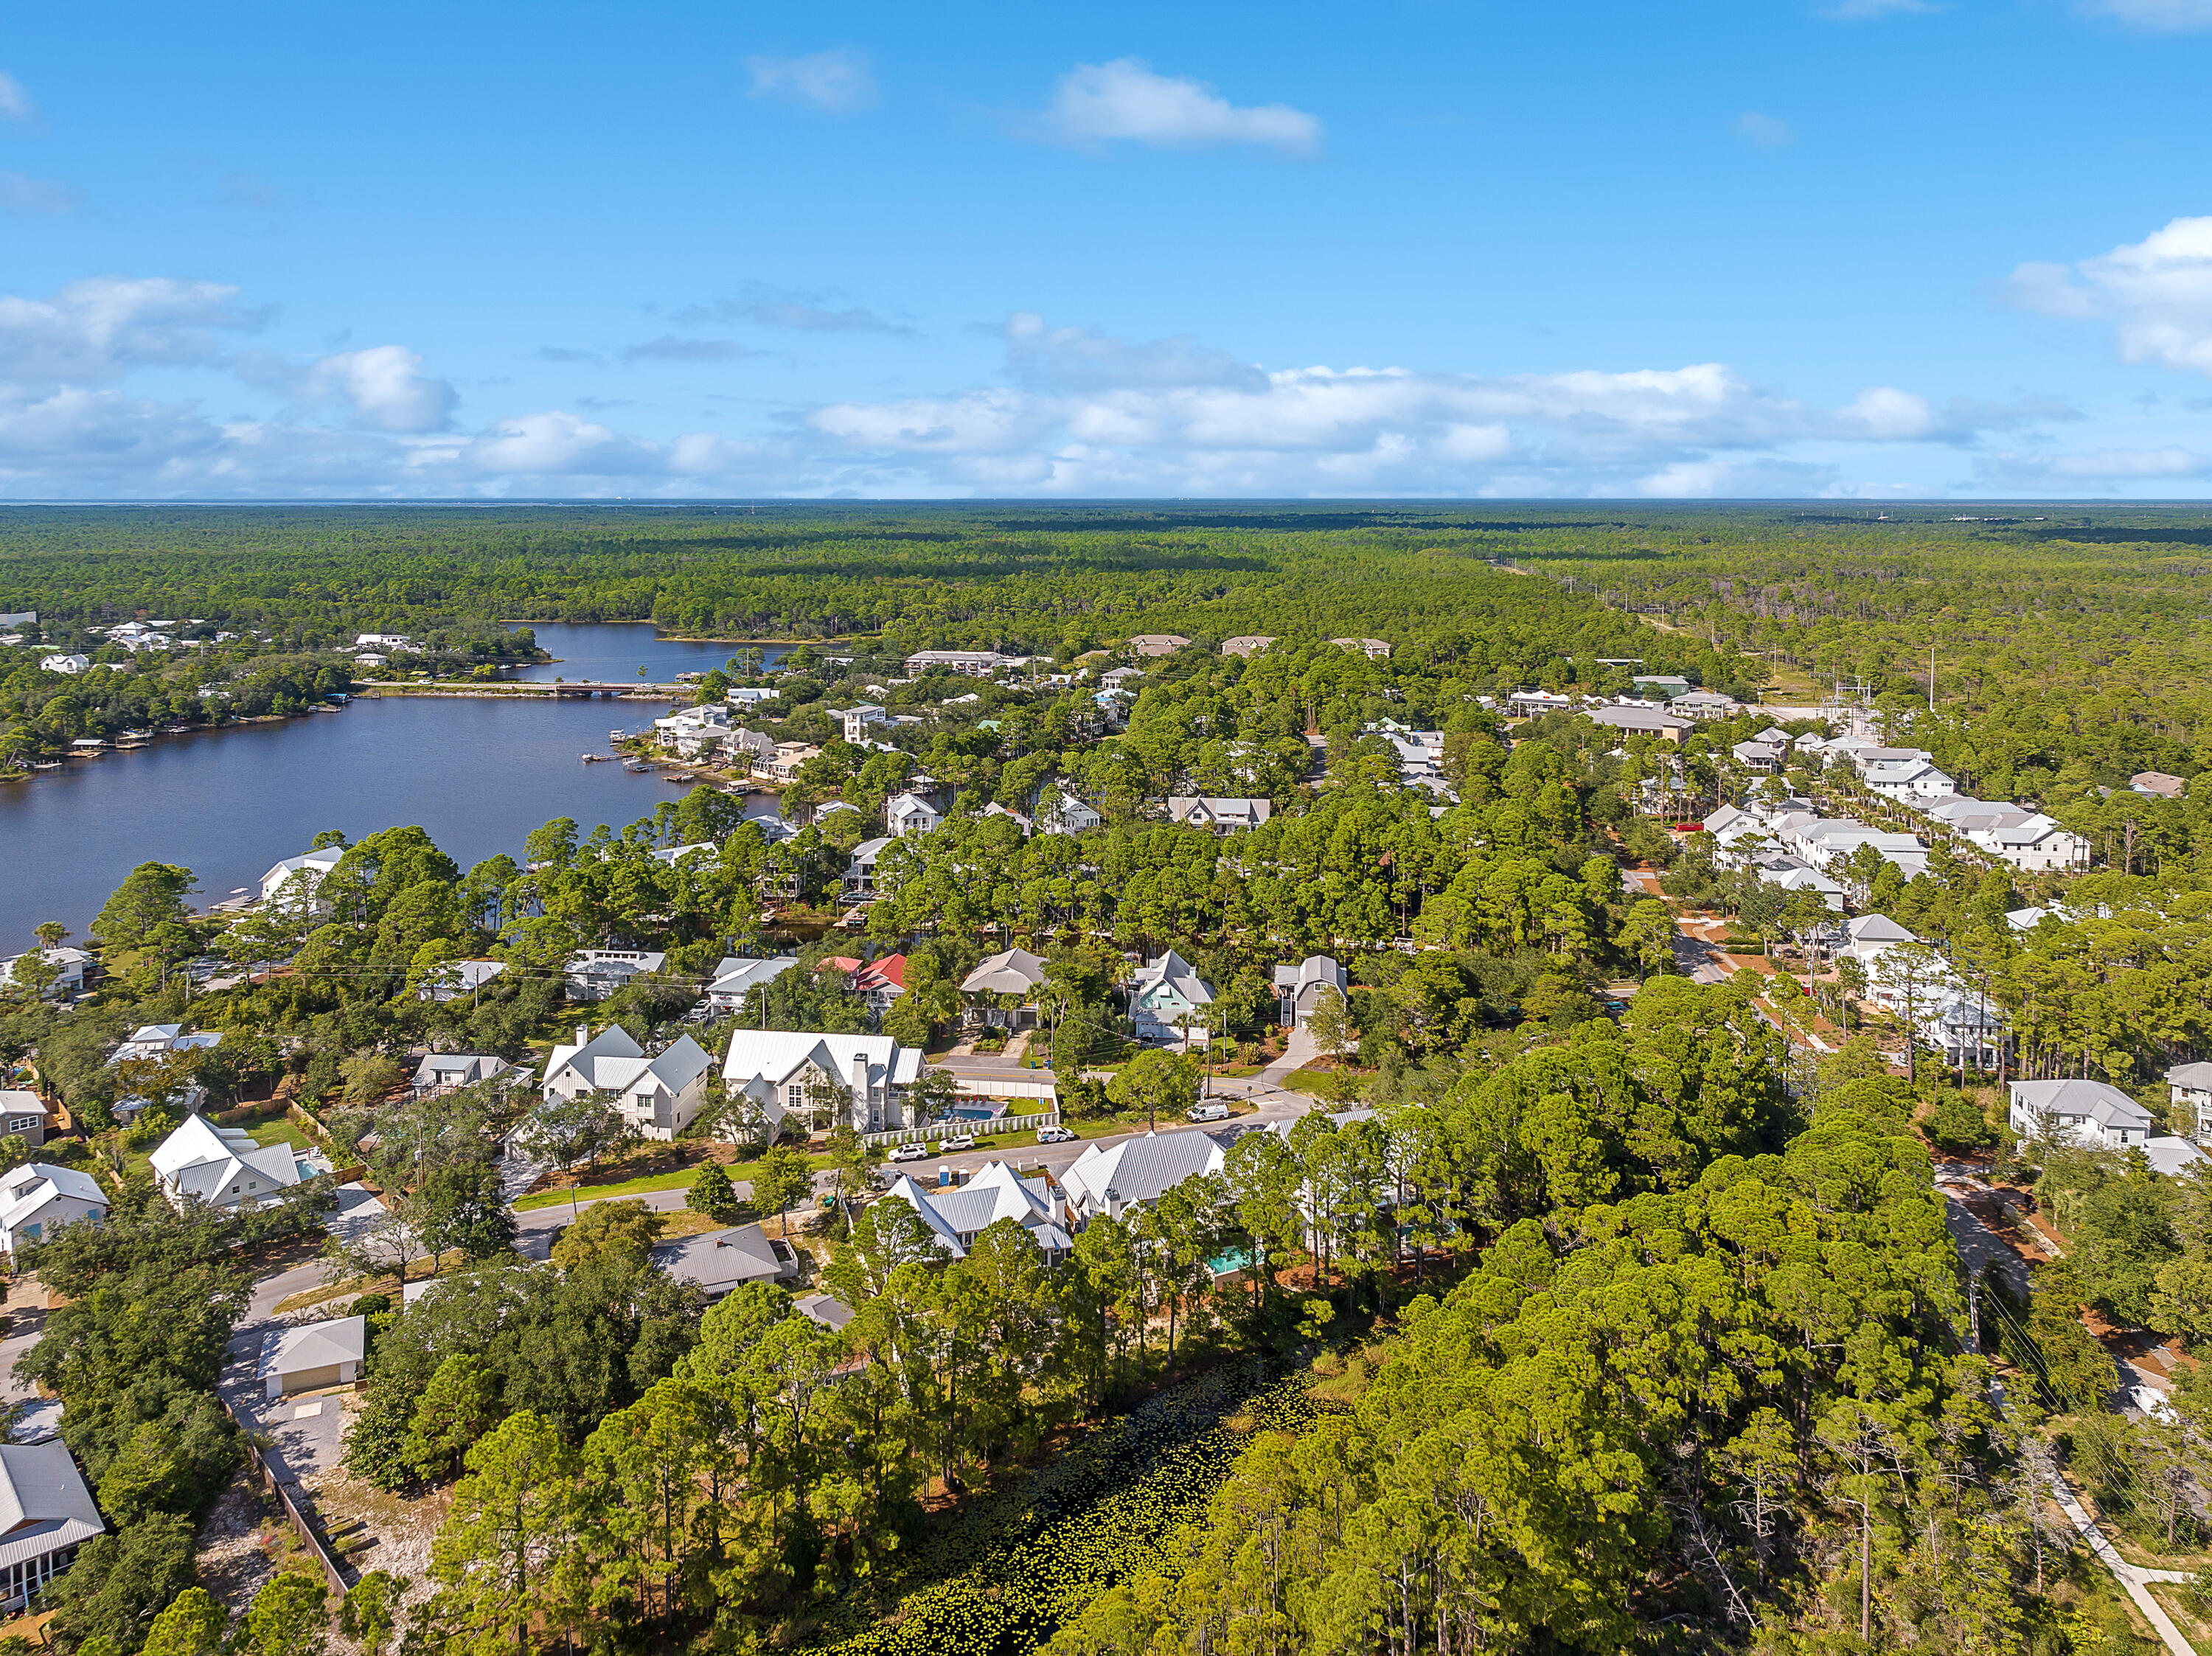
[[936, 1133, 977, 1152], [888, 1143, 931, 1163], [1036, 1125, 1077, 1144]]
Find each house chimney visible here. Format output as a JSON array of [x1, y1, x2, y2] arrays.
[[577, 1025, 590, 1046], [849, 1051, 870, 1129]]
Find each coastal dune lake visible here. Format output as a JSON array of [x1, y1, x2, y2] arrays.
[[0, 625, 785, 945]]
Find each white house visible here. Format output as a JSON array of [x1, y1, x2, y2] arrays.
[[1061, 1130, 1227, 1224], [722, 1029, 925, 1134], [725, 685, 779, 708], [259, 846, 346, 906], [2008, 1079, 2155, 1152], [829, 703, 889, 743], [417, 959, 507, 1001], [541, 1025, 714, 1140], [1274, 956, 1349, 1029], [258, 1315, 366, 1399], [111, 1023, 221, 1065], [981, 802, 1034, 834], [353, 633, 414, 651], [1036, 789, 1103, 835], [884, 1161, 1075, 1262], [904, 650, 1009, 677], [150, 1113, 305, 1212], [410, 1053, 509, 1096], [705, 955, 799, 1015], [2169, 1062, 2212, 1141], [1840, 914, 1917, 979], [887, 792, 942, 838], [961, 947, 1048, 1028], [654, 702, 731, 755], [845, 836, 894, 897], [0, 947, 91, 1001], [1129, 950, 1215, 1043], [0, 1164, 107, 1262], [38, 655, 88, 676], [563, 948, 667, 1001], [0, 1441, 105, 1611], [1166, 796, 1274, 833]]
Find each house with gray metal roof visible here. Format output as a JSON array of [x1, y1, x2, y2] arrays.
[[0, 1440, 103, 1611], [1061, 1129, 1227, 1223], [0, 1163, 107, 1262], [651, 1223, 799, 1299], [1273, 956, 1348, 1029], [258, 1315, 366, 1399], [884, 1161, 1074, 1262], [2008, 1079, 2154, 1152], [1129, 950, 1214, 1043], [542, 1025, 714, 1140]]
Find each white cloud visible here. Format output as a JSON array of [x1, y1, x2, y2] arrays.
[[2074, 0, 2212, 29], [1037, 59, 1321, 156], [0, 173, 74, 215], [744, 50, 876, 114], [1733, 112, 1794, 148], [2004, 216, 2212, 375], [305, 346, 456, 434], [1975, 445, 2212, 489], [0, 73, 34, 125], [0, 277, 265, 387], [0, 279, 2094, 501], [796, 316, 2039, 495]]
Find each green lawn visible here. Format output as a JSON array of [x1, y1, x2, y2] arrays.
[[512, 1146, 844, 1212], [248, 1119, 318, 1155]]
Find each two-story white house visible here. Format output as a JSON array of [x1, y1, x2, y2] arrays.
[[1036, 787, 1104, 835], [0, 947, 92, 1002], [563, 948, 667, 1001], [2008, 1079, 2155, 1152], [2169, 1062, 2212, 1141], [1061, 1129, 1227, 1224], [149, 1114, 305, 1213], [0, 1163, 108, 1262], [540, 1025, 715, 1140], [886, 793, 942, 838], [38, 655, 88, 676], [1165, 797, 1274, 833], [884, 1161, 1074, 1262], [259, 846, 346, 908], [721, 1029, 925, 1135], [705, 955, 799, 1016]]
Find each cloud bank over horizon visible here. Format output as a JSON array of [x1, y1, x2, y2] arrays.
[[24, 227, 2212, 500]]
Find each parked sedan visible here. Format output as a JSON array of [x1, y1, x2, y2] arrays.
[[936, 1133, 977, 1153]]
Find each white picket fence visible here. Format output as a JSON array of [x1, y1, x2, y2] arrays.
[[863, 1110, 1061, 1149]]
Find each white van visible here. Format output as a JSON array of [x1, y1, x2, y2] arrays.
[[1187, 1103, 1231, 1123]]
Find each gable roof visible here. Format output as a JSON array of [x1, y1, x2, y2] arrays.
[[962, 947, 1047, 995], [0, 1441, 103, 1568], [2008, 1078, 2153, 1130], [0, 1163, 107, 1232], [884, 1161, 1071, 1259], [723, 1029, 925, 1093], [2170, 1062, 2212, 1090], [1273, 955, 1346, 995], [1130, 950, 1213, 1009], [1062, 1130, 1226, 1211], [650, 1224, 793, 1294], [543, 1023, 645, 1090], [259, 1314, 366, 1378], [1847, 914, 1916, 944]]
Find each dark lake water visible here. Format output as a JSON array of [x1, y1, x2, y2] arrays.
[[0, 624, 785, 947], [506, 622, 786, 683]]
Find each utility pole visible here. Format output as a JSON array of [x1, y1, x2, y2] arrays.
[[1928, 644, 1935, 716]]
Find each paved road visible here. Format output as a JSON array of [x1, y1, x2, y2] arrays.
[[2052, 1467, 2194, 1656]]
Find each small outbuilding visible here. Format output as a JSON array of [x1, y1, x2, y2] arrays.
[[258, 1315, 366, 1399]]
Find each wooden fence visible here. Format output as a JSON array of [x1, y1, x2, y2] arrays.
[[220, 1398, 352, 1598]]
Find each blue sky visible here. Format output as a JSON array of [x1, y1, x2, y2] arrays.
[[8, 0, 2212, 498]]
